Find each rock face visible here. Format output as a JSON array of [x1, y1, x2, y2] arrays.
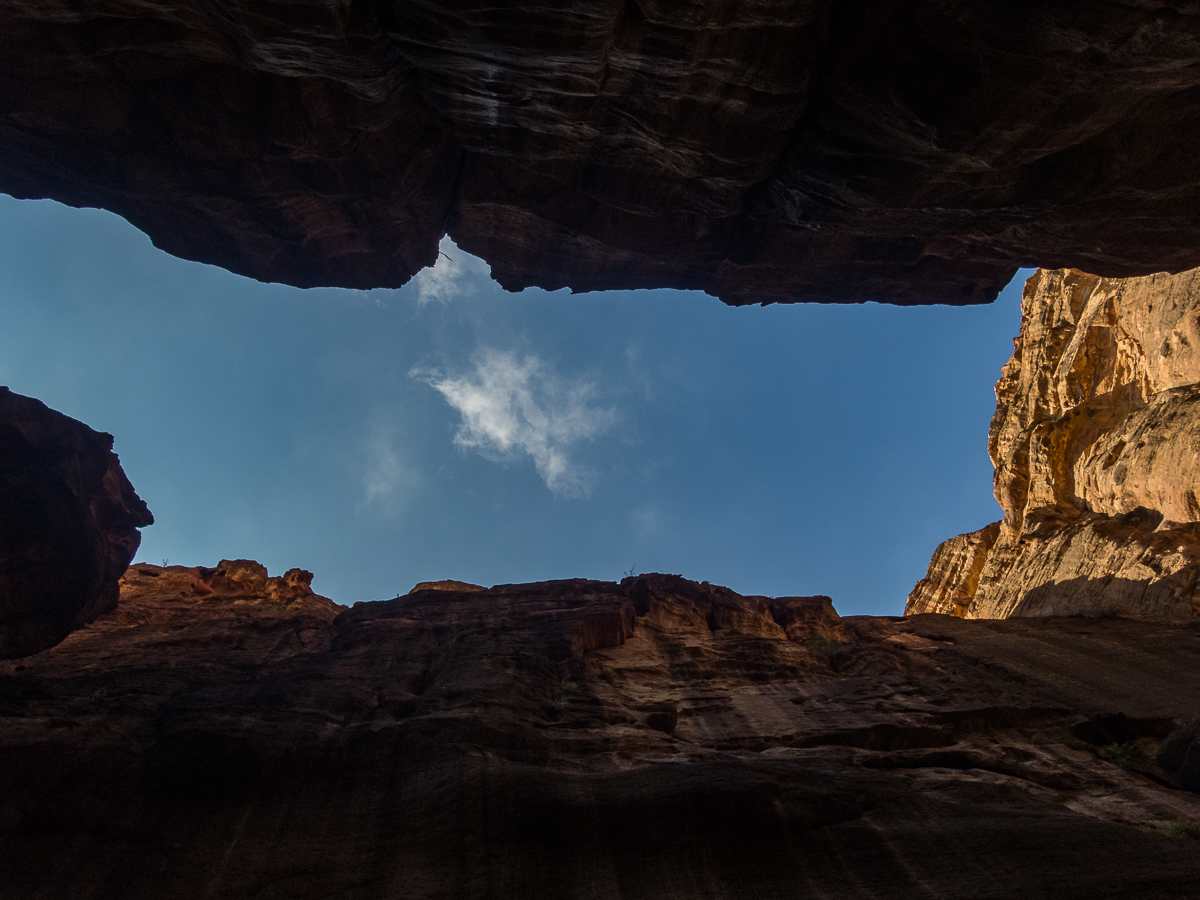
[[1160, 715, 1200, 792], [909, 268, 1200, 619], [2, 564, 1200, 898], [410, 579, 486, 593], [7, 3, 1200, 302], [0, 387, 152, 658]]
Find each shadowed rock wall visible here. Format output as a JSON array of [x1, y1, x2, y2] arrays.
[[909, 268, 1200, 619], [6, 1, 1200, 302], [0, 388, 152, 657], [2, 565, 1200, 898]]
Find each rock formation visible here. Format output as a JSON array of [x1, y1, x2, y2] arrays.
[[909, 268, 1200, 619], [1, 564, 1199, 898], [7, 2, 1200, 302], [410, 579, 486, 593], [1160, 714, 1200, 793], [0, 387, 152, 658]]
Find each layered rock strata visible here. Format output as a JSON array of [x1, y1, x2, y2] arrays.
[[8, 2, 1200, 301], [909, 268, 1200, 619], [2, 564, 1200, 898], [0, 387, 152, 658]]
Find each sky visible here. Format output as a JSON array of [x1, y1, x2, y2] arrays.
[[0, 193, 1031, 616]]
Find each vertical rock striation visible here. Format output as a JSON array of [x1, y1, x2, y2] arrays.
[[909, 268, 1200, 619], [907, 522, 1000, 617], [0, 388, 153, 657]]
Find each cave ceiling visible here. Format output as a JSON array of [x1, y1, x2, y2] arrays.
[[3, 0, 1200, 305]]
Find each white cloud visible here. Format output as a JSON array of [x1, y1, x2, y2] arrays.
[[362, 423, 419, 510], [632, 505, 662, 537], [413, 347, 616, 498], [412, 236, 491, 305], [341, 288, 390, 308]]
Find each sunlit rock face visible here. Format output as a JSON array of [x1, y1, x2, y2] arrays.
[[907, 522, 1000, 617], [0, 388, 152, 658], [909, 268, 1200, 619], [2, 566, 1200, 897], [7, 2, 1200, 302]]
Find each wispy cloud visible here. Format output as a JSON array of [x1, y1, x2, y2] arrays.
[[413, 347, 616, 498], [631, 505, 662, 538], [340, 288, 391, 308], [362, 422, 419, 510], [412, 236, 491, 306]]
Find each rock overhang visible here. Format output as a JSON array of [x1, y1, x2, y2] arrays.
[[4, 1, 1200, 304]]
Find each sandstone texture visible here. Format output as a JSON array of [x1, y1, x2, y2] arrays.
[[2, 565, 1200, 898], [0, 387, 152, 658], [8, 3, 1200, 302], [410, 579, 486, 593], [909, 267, 1200, 619]]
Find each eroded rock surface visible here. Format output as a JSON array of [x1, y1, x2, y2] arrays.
[[909, 268, 1200, 619], [2, 566, 1200, 898], [410, 579, 485, 593], [8, 2, 1200, 302], [0, 387, 152, 658]]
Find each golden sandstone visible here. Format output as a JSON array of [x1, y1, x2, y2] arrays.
[[910, 268, 1200, 619]]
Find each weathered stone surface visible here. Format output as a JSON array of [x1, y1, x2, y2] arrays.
[[1160, 714, 1200, 792], [909, 268, 1200, 619], [410, 579, 485, 593], [0, 387, 152, 658], [3, 565, 1200, 897], [199, 558, 326, 601], [907, 522, 1000, 617], [8, 3, 1200, 302]]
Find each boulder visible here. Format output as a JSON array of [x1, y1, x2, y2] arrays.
[[1159, 715, 1200, 792]]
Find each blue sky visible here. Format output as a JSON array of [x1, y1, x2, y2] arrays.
[[0, 194, 1030, 615]]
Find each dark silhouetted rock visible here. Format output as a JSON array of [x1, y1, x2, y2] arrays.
[[2, 566, 1200, 897], [1160, 715, 1200, 792], [0, 387, 152, 658], [8, 3, 1200, 302]]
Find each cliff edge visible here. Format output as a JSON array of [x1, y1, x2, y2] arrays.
[[9, 3, 1200, 301], [909, 268, 1200, 619], [0, 387, 153, 657], [1, 564, 1199, 897]]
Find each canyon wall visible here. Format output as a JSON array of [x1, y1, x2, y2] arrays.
[[0, 388, 152, 657], [7, 2, 1200, 302], [1, 564, 1200, 897], [909, 268, 1200, 619]]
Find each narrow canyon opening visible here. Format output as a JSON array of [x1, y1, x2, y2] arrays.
[[3, 2, 1200, 895]]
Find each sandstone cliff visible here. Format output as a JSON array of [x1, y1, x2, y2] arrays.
[[909, 268, 1200, 619], [8, 3, 1200, 301], [2, 563, 1200, 898], [0, 387, 152, 658]]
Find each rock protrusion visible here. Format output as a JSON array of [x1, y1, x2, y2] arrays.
[[12, 3, 1200, 301], [182, 560, 325, 602], [0, 388, 152, 657], [409, 580, 486, 594], [908, 268, 1200, 619], [907, 522, 1001, 617]]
